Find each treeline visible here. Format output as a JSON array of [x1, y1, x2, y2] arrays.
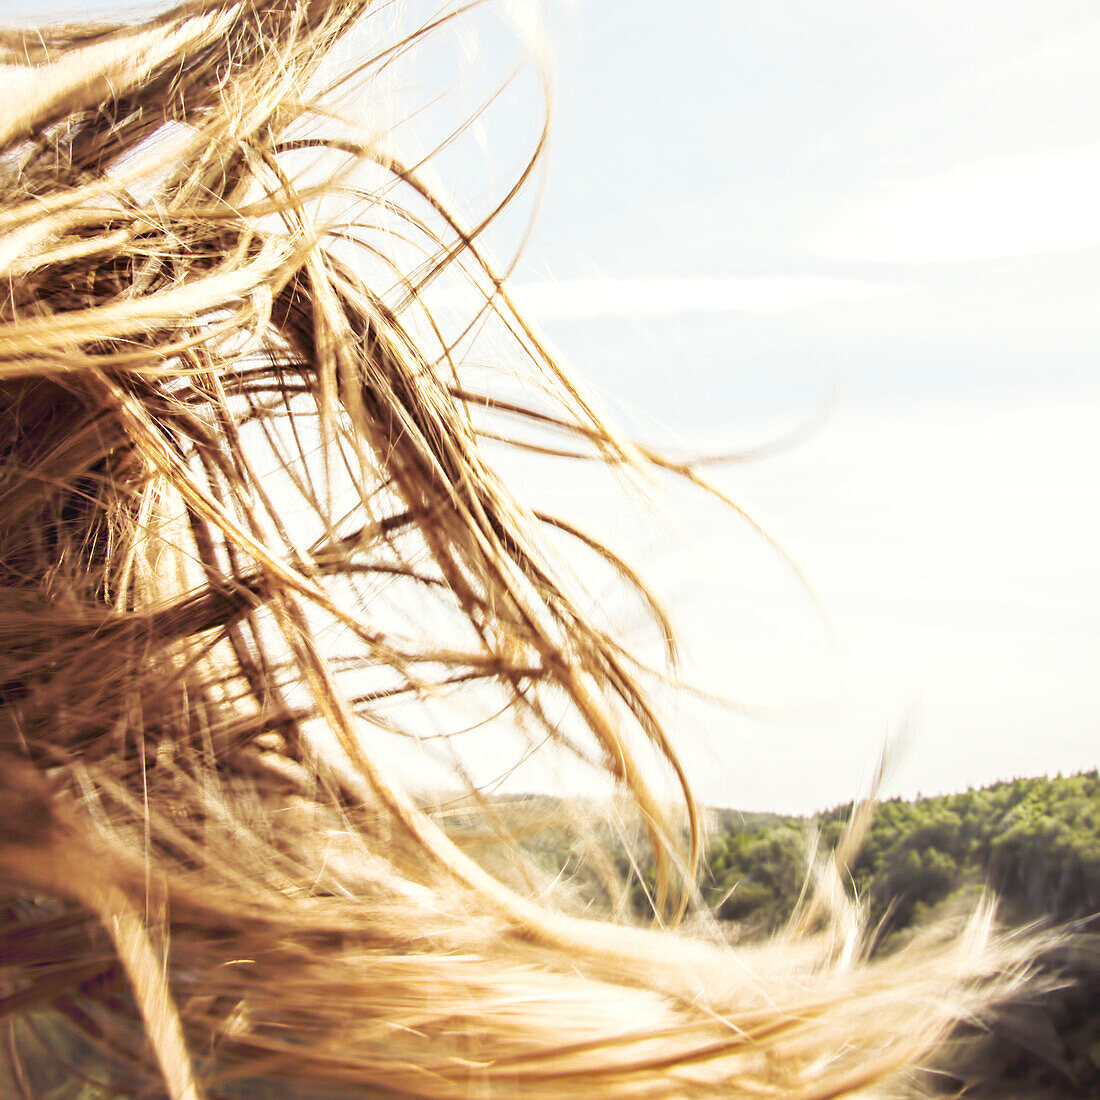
[[705, 770, 1100, 934], [701, 771, 1100, 1097]]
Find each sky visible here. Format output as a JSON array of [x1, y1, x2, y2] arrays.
[[9, 0, 1100, 812], [496, 0, 1100, 811]]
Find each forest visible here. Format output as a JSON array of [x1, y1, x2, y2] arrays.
[[705, 771, 1099, 929], [698, 771, 1100, 1097]]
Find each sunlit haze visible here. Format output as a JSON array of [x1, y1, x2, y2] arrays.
[[507, 0, 1100, 811]]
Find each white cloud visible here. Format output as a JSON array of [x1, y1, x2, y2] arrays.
[[502, 275, 892, 320], [814, 147, 1100, 264]]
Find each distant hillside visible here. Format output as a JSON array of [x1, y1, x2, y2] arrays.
[[705, 770, 1100, 933], [703, 771, 1100, 1098]]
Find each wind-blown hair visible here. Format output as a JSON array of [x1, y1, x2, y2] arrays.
[[0, 2, 1033, 1097]]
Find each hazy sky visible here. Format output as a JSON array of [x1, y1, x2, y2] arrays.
[[10, 0, 1099, 810], [501, 0, 1100, 810]]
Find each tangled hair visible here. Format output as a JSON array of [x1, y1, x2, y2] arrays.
[[0, 2, 1037, 1097]]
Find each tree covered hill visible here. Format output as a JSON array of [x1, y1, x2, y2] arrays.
[[702, 771, 1100, 1098], [704, 770, 1100, 933]]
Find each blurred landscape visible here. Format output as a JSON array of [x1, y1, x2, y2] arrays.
[[490, 771, 1100, 1098]]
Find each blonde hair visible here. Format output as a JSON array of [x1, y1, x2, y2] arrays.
[[0, 2, 1032, 1096]]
